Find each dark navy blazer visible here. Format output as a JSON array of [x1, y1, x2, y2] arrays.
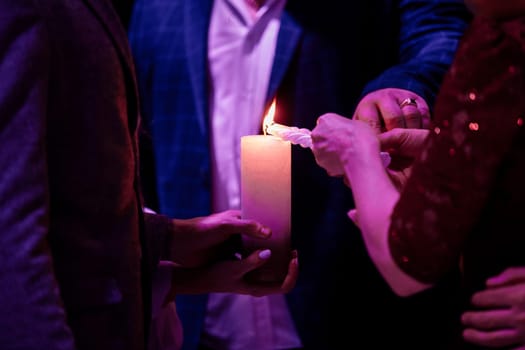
[[129, 0, 471, 348]]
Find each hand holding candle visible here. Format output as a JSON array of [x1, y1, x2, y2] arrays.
[[240, 101, 390, 283], [266, 121, 391, 167], [264, 101, 391, 166]]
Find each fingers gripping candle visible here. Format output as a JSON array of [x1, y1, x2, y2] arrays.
[[240, 101, 292, 283]]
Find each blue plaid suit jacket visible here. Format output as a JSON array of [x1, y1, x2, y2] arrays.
[[129, 0, 471, 348]]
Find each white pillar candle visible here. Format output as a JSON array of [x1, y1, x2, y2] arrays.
[[241, 134, 291, 283]]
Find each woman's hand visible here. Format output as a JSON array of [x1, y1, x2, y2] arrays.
[[311, 113, 381, 179], [164, 249, 299, 301], [378, 128, 430, 190]]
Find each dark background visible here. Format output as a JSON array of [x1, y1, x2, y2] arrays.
[[112, 0, 135, 29]]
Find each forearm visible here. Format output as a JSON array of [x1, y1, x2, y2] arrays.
[[143, 212, 175, 264], [143, 212, 205, 268], [363, 0, 471, 105], [344, 154, 432, 296]]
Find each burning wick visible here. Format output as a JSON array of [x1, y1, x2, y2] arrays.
[[262, 100, 391, 166]]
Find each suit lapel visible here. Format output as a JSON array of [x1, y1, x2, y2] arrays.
[[81, 0, 139, 131], [266, 10, 302, 103], [182, 0, 300, 132], [82, 0, 135, 73], [185, 0, 214, 135]]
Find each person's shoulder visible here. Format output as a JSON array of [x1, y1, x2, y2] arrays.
[[0, 0, 38, 12]]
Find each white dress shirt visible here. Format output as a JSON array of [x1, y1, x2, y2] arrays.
[[203, 0, 302, 349]]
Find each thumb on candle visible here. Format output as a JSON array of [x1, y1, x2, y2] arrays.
[[240, 249, 273, 271]]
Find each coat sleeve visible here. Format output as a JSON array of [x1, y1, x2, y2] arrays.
[[0, 3, 77, 349], [143, 212, 174, 270], [362, 0, 472, 109], [389, 18, 525, 284]]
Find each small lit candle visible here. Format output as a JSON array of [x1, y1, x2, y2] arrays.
[[264, 100, 392, 167], [240, 101, 291, 283]]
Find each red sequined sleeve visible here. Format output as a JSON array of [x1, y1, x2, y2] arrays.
[[388, 17, 525, 284]]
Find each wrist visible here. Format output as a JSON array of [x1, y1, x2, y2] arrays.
[[165, 219, 186, 261], [342, 147, 383, 182]]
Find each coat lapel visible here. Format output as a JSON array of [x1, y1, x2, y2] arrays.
[[82, 0, 135, 74], [185, 0, 214, 135], [81, 0, 139, 130], [266, 10, 302, 103], [181, 0, 301, 132]]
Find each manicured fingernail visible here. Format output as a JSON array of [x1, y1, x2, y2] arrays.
[[258, 249, 272, 260]]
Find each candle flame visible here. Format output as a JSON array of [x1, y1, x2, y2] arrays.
[[263, 99, 277, 135]]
